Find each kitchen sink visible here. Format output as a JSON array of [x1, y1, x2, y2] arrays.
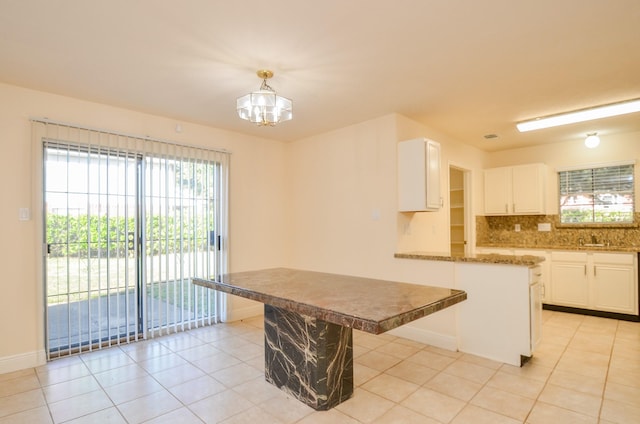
[[582, 243, 605, 247]]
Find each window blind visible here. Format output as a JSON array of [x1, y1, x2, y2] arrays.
[[559, 164, 634, 224], [33, 119, 229, 358]]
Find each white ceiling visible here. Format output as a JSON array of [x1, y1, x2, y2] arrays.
[[1, 0, 639, 151]]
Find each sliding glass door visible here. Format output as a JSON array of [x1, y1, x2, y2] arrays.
[[45, 144, 141, 356], [40, 123, 228, 359], [143, 155, 222, 334]]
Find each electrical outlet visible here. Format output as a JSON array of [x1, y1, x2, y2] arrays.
[[538, 223, 551, 232], [515, 224, 521, 232]]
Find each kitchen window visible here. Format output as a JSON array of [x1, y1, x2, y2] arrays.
[[559, 163, 634, 224]]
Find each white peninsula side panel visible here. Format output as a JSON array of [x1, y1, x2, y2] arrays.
[[393, 255, 541, 367], [388, 259, 458, 351], [456, 262, 537, 366]]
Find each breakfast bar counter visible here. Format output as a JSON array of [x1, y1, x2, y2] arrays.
[[394, 251, 545, 267], [193, 268, 466, 410]]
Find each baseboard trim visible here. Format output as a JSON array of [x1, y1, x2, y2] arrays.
[[0, 349, 47, 374], [543, 304, 640, 322], [224, 304, 263, 323], [388, 326, 458, 352]]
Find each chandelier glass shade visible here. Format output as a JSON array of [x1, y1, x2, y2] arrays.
[[237, 70, 292, 126]]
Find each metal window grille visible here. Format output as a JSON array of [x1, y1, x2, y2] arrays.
[[33, 119, 229, 359]]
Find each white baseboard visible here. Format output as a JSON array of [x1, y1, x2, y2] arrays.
[[224, 304, 263, 323], [0, 350, 47, 375], [388, 326, 458, 352]]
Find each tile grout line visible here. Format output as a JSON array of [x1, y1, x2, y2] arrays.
[[521, 311, 579, 424], [597, 319, 619, 422], [447, 357, 501, 423]]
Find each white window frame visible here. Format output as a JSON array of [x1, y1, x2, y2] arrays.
[[558, 161, 635, 225]]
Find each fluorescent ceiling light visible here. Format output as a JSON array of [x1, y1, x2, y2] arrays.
[[516, 98, 640, 132]]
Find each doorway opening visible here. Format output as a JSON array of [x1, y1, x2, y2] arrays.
[[39, 122, 228, 359], [449, 166, 470, 256]]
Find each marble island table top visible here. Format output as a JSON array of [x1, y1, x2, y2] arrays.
[[193, 268, 466, 334]]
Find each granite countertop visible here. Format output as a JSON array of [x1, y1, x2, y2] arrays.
[[394, 251, 546, 266], [477, 243, 640, 253], [193, 268, 466, 334]]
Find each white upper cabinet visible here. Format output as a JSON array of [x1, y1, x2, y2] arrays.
[[483, 167, 510, 215], [398, 138, 441, 212], [484, 163, 547, 215]]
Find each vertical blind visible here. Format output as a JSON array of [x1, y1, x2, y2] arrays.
[[33, 119, 229, 359]]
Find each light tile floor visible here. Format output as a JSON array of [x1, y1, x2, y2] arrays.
[[0, 310, 638, 423]]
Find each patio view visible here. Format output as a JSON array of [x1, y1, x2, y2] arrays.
[[44, 141, 225, 357]]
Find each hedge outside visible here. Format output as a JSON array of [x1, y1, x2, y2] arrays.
[[47, 214, 213, 257]]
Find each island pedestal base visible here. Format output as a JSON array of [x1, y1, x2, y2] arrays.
[[263, 304, 354, 410]]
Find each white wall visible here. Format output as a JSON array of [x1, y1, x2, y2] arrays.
[[485, 132, 640, 214], [286, 113, 489, 348], [287, 113, 489, 277], [394, 115, 488, 254], [286, 114, 399, 277], [0, 83, 289, 372]]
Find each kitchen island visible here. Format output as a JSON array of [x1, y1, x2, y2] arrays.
[[394, 251, 545, 367], [193, 268, 466, 411]]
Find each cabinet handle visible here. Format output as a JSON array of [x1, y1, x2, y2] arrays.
[[505, 204, 508, 213], [594, 266, 597, 277], [584, 265, 587, 275]]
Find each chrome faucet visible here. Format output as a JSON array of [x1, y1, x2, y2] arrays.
[[591, 233, 598, 244]]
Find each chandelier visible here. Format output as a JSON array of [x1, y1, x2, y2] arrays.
[[236, 70, 293, 126]]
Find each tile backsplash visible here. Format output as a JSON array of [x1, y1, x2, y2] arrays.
[[476, 214, 640, 248]]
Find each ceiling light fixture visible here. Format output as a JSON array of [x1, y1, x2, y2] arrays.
[[516, 98, 640, 132], [584, 133, 600, 148], [236, 70, 292, 126]]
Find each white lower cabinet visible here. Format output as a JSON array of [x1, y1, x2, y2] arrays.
[[515, 249, 550, 303], [550, 252, 590, 308], [476, 247, 638, 316], [549, 251, 638, 315], [591, 253, 637, 314], [476, 247, 551, 303], [529, 266, 543, 352]]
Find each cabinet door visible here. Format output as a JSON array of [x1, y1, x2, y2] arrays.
[[398, 138, 441, 212], [512, 164, 545, 214], [483, 167, 510, 214], [550, 262, 589, 308], [425, 140, 441, 210], [592, 264, 637, 314], [517, 249, 550, 303], [530, 280, 543, 351]]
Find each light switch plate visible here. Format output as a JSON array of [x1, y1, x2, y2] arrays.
[[19, 208, 30, 221]]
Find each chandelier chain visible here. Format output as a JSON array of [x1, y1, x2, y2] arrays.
[[260, 79, 274, 92]]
